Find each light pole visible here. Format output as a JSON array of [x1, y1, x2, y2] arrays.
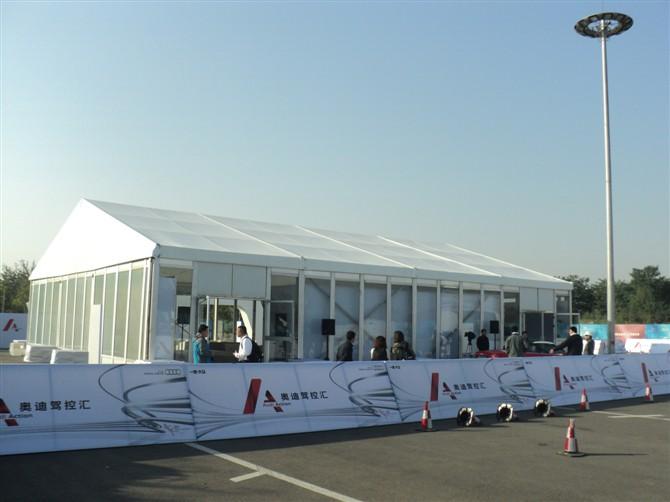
[[575, 12, 633, 354]]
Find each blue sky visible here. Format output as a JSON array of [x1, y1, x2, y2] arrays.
[[1, 1, 668, 280]]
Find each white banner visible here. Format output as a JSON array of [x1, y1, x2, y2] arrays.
[[619, 353, 670, 397], [0, 313, 27, 349], [187, 361, 400, 441], [387, 358, 536, 422], [523, 355, 633, 406], [2, 355, 668, 456], [0, 364, 195, 455], [625, 338, 670, 354]]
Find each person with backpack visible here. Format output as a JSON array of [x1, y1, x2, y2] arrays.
[[390, 331, 416, 360], [234, 325, 262, 362], [193, 324, 213, 364]]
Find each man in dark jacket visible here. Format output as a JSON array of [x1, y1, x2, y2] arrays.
[[551, 326, 583, 356], [476, 329, 490, 351], [336, 331, 356, 361]]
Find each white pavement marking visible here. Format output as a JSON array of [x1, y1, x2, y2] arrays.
[[593, 410, 670, 422], [230, 471, 266, 483], [553, 406, 670, 422], [608, 415, 663, 419], [186, 442, 363, 502]]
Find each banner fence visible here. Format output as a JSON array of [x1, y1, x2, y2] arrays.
[[1, 354, 668, 456]]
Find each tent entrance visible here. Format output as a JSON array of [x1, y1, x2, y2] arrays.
[[190, 297, 295, 362]]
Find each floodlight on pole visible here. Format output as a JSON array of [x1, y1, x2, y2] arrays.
[[574, 12, 632, 354]]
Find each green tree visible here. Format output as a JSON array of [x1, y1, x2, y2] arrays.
[[623, 266, 670, 323], [560, 275, 595, 315], [0, 260, 34, 313]]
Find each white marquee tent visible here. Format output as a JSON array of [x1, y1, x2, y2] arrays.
[[27, 199, 572, 363]]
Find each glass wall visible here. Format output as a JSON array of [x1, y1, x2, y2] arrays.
[[82, 276, 92, 351], [27, 284, 36, 343], [42, 282, 51, 345], [556, 292, 571, 340], [270, 275, 298, 360], [113, 270, 129, 357], [483, 291, 501, 350], [126, 268, 144, 361], [334, 281, 359, 361], [363, 283, 386, 360], [73, 276, 85, 350], [102, 273, 116, 356], [439, 288, 459, 358], [27, 260, 150, 362], [59, 280, 68, 347], [48, 282, 59, 346], [504, 292, 520, 336], [462, 290, 481, 354], [65, 278, 76, 349], [416, 287, 436, 358], [304, 278, 330, 360], [391, 285, 412, 346]]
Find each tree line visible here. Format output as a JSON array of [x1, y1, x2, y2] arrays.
[[561, 266, 670, 323], [1, 261, 669, 323]]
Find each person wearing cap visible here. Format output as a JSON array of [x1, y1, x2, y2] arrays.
[[583, 332, 595, 355], [504, 331, 524, 357], [193, 324, 213, 364]]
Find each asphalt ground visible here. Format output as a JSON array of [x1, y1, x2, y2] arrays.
[[1, 396, 668, 502]]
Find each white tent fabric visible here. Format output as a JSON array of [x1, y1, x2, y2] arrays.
[[31, 199, 571, 289]]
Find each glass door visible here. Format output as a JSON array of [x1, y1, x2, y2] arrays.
[[265, 300, 295, 362]]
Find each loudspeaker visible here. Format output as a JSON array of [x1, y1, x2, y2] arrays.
[[321, 318, 335, 336], [177, 306, 191, 325], [489, 320, 500, 334]]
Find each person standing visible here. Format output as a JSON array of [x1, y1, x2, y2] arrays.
[[583, 332, 595, 355], [476, 329, 490, 352], [371, 336, 388, 361], [521, 331, 530, 351], [390, 331, 416, 360], [193, 324, 213, 364], [234, 325, 253, 362], [550, 326, 583, 356], [504, 331, 524, 357], [336, 331, 356, 361]]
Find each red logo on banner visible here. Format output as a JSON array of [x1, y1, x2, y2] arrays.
[[264, 391, 283, 413], [441, 382, 457, 400], [432, 372, 457, 400], [562, 375, 576, 390], [0, 399, 19, 426], [430, 373, 439, 401], [243, 378, 284, 414], [554, 367, 562, 391], [2, 319, 19, 332], [243, 378, 262, 414]]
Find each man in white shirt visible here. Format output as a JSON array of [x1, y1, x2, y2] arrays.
[[234, 325, 253, 362]]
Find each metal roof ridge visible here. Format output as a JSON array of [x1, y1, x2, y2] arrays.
[[199, 214, 303, 260], [295, 225, 415, 271], [443, 242, 569, 284], [377, 236, 501, 278]]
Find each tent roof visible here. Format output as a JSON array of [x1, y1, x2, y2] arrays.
[[31, 199, 571, 289]]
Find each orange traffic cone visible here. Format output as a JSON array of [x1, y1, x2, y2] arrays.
[[417, 401, 435, 432], [561, 418, 585, 456], [644, 382, 654, 402], [578, 389, 590, 412]]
